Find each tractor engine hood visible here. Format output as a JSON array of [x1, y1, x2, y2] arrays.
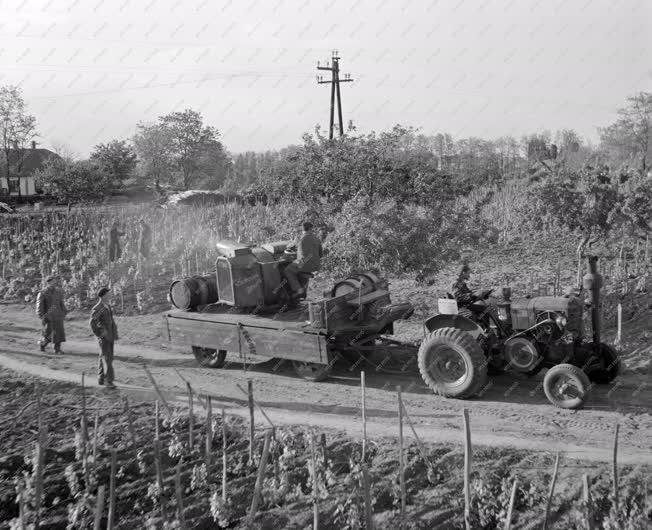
[[510, 296, 583, 333]]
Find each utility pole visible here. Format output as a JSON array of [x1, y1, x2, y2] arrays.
[[317, 50, 354, 139]]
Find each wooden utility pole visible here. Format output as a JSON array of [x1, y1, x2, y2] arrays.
[[317, 50, 354, 139]]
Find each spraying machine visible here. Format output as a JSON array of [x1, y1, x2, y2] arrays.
[[417, 255, 620, 408], [163, 239, 414, 380]]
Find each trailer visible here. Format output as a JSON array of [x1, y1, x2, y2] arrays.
[[163, 239, 414, 380]]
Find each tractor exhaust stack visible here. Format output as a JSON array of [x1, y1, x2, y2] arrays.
[[582, 255, 602, 346]]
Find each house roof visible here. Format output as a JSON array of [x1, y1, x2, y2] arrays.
[[6, 148, 62, 176]]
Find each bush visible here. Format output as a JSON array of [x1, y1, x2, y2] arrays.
[[324, 195, 480, 281]]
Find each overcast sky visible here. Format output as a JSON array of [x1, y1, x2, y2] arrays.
[[1, 0, 650, 156]]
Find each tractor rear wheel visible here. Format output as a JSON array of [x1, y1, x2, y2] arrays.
[[417, 327, 488, 398], [293, 361, 331, 382], [586, 343, 621, 384], [192, 346, 227, 368], [543, 363, 590, 409]]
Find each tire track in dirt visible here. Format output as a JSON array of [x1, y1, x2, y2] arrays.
[[1, 307, 652, 465]]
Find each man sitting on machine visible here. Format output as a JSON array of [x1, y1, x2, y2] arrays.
[[283, 221, 323, 299]]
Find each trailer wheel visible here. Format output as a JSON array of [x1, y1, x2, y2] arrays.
[[543, 363, 590, 409], [292, 361, 331, 382], [586, 343, 621, 384], [417, 327, 488, 398], [192, 346, 227, 368]]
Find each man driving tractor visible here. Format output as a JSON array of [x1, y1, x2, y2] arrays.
[[283, 221, 323, 299]]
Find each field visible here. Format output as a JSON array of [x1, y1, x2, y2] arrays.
[[0, 199, 651, 529]]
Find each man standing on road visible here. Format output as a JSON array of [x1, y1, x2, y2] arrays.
[[137, 218, 152, 259], [36, 276, 68, 354], [90, 287, 119, 389], [283, 221, 323, 298]]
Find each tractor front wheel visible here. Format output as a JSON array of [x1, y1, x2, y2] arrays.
[[417, 327, 488, 398], [586, 343, 621, 384], [192, 346, 227, 368], [543, 363, 590, 409]]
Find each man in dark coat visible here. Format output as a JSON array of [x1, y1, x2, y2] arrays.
[[36, 276, 67, 354], [90, 287, 119, 389], [283, 221, 323, 298], [452, 261, 476, 307], [108, 222, 125, 262], [137, 218, 152, 259]]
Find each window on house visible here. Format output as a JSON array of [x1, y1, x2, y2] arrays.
[[8, 178, 19, 194]]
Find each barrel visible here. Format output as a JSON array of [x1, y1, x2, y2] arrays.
[[169, 274, 219, 310], [331, 272, 382, 298]]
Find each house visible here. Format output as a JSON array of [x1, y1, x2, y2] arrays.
[[0, 141, 61, 199]]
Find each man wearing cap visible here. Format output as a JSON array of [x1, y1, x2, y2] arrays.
[[90, 287, 119, 389], [35, 276, 68, 354]]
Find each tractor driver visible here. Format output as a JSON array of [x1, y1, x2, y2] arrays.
[[452, 260, 476, 308], [283, 221, 323, 298]]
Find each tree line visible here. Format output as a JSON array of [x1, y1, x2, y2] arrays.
[[0, 85, 650, 211]]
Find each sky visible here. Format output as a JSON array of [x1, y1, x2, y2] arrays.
[[1, 0, 650, 156]]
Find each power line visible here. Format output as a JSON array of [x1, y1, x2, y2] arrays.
[[316, 50, 353, 139]]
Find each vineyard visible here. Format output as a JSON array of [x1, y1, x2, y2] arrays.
[[0, 368, 650, 530], [1, 196, 651, 529]]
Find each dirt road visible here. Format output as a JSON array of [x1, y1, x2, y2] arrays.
[[1, 303, 651, 465]]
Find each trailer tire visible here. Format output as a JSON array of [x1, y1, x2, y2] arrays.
[[292, 361, 331, 382], [418, 327, 488, 398], [543, 363, 590, 409], [192, 346, 227, 368]]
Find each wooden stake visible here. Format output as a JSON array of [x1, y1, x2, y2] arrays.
[[248, 380, 255, 463], [582, 474, 593, 530], [92, 410, 99, 469], [235, 383, 275, 427], [248, 430, 272, 526], [124, 398, 138, 458], [463, 408, 472, 530], [143, 365, 172, 416], [154, 439, 167, 522], [310, 432, 319, 529], [543, 452, 560, 530], [33, 422, 48, 530], [613, 424, 619, 513], [205, 396, 213, 470], [361, 371, 367, 463], [186, 382, 194, 451], [175, 460, 187, 530], [17, 479, 26, 530], [400, 399, 436, 478], [81, 373, 90, 490], [155, 400, 160, 440], [362, 463, 374, 530], [397, 386, 406, 523], [504, 477, 517, 530], [107, 449, 117, 530], [616, 304, 622, 348], [94, 485, 106, 530], [222, 409, 228, 502]]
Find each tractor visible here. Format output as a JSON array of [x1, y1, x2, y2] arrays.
[[417, 255, 620, 408]]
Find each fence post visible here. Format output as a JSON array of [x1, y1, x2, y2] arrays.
[[175, 460, 187, 530], [222, 409, 228, 502], [543, 452, 560, 530], [187, 382, 194, 451], [361, 371, 367, 462], [205, 396, 213, 470], [504, 477, 517, 530], [248, 380, 255, 463], [463, 408, 472, 530], [362, 463, 374, 530], [248, 430, 272, 526], [582, 474, 593, 530], [93, 485, 106, 530], [310, 432, 319, 530], [613, 424, 619, 514], [33, 422, 48, 530], [107, 449, 117, 530], [396, 386, 406, 524]]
